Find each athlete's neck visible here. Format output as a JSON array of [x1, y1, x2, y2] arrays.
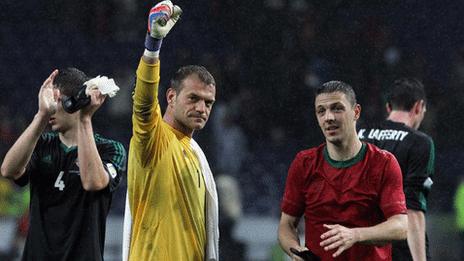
[[326, 136, 363, 161], [163, 113, 194, 137], [387, 110, 415, 129], [59, 128, 78, 147]]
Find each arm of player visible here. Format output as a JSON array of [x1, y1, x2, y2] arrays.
[[404, 137, 433, 261], [407, 209, 426, 261], [1, 70, 59, 180], [320, 214, 407, 258], [278, 212, 307, 261], [77, 88, 109, 191], [133, 0, 182, 123], [132, 1, 182, 163]]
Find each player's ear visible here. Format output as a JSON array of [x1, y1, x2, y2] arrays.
[[354, 103, 361, 120], [166, 88, 177, 106], [418, 99, 426, 113], [412, 100, 422, 115], [386, 102, 392, 114]]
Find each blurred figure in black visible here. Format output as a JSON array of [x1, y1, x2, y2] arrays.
[[358, 78, 434, 261]]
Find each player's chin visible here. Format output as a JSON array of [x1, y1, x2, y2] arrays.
[[192, 122, 206, 130], [325, 135, 342, 145], [50, 124, 59, 132], [190, 118, 207, 130]]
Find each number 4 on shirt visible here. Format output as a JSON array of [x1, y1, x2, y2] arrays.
[[54, 171, 65, 191]]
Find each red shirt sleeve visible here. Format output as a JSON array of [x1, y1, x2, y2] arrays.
[[379, 153, 407, 218], [281, 152, 306, 217]]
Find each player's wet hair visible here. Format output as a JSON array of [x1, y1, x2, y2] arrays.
[[53, 68, 89, 97], [170, 65, 216, 92], [387, 78, 426, 111], [316, 80, 357, 106]]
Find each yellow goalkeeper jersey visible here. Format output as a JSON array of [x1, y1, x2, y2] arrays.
[[127, 59, 206, 261]]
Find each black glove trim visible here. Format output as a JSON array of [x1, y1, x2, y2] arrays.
[[61, 84, 90, 113]]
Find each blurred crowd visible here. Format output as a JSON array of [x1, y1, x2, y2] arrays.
[[2, 0, 464, 258]]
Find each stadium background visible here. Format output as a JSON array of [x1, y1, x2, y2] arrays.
[[1, 0, 464, 260]]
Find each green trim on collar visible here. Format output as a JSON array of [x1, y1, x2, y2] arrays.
[[60, 142, 77, 153], [324, 143, 367, 168]]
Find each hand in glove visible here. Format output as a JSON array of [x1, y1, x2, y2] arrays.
[[145, 0, 182, 53]]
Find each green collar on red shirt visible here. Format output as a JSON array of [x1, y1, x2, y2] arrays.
[[323, 142, 367, 168]]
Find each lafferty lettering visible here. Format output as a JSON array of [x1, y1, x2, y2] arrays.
[[358, 129, 409, 141]]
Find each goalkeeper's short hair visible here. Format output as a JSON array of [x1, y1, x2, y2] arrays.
[[170, 65, 216, 93]]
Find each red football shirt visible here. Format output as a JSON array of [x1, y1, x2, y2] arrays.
[[281, 142, 406, 261]]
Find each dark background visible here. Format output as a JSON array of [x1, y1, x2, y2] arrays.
[[1, 0, 464, 259]]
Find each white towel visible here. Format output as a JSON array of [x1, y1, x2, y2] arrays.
[[190, 139, 220, 261], [84, 75, 120, 97], [122, 138, 219, 261], [122, 193, 132, 261]]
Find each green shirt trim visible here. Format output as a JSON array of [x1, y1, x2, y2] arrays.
[[324, 143, 367, 168], [426, 138, 435, 177], [60, 142, 77, 153]]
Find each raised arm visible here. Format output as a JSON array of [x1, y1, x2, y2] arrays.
[[1, 70, 58, 180], [133, 0, 181, 125], [131, 1, 182, 166], [76, 87, 110, 191]]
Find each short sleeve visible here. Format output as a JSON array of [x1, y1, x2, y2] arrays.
[[281, 153, 306, 217], [404, 136, 435, 212], [14, 166, 31, 187], [14, 135, 46, 187], [99, 140, 127, 193], [379, 154, 407, 218]]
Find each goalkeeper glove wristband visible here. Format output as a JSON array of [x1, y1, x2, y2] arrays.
[[144, 0, 182, 54]]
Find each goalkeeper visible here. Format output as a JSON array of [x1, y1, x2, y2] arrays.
[[123, 1, 219, 260]]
